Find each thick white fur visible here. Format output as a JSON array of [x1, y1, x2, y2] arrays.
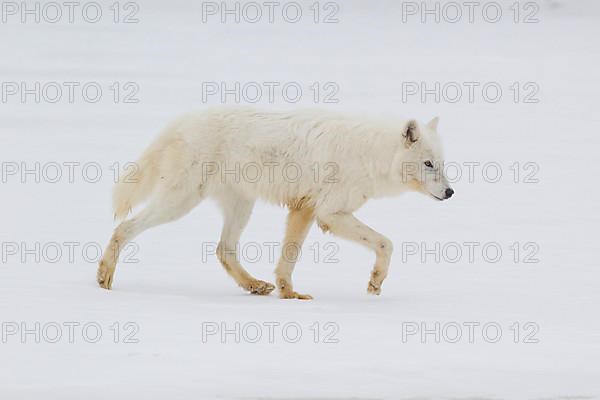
[[98, 107, 452, 298]]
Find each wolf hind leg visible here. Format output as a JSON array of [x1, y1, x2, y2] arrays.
[[216, 193, 275, 295], [275, 207, 315, 300], [97, 184, 204, 289]]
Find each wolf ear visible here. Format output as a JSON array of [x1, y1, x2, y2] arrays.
[[403, 120, 419, 147], [427, 117, 439, 131]]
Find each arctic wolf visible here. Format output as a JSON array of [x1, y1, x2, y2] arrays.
[[97, 107, 454, 299]]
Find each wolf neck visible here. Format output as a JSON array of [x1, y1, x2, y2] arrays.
[[363, 126, 412, 199]]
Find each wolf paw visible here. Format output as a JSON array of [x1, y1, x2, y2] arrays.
[[367, 280, 381, 295], [280, 290, 313, 300], [246, 280, 275, 295], [97, 261, 115, 290]]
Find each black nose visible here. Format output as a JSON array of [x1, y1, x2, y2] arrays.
[[445, 188, 454, 199]]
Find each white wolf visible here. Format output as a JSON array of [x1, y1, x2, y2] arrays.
[[97, 107, 453, 299]]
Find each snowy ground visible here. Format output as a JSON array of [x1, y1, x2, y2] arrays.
[[1, 0, 599, 398]]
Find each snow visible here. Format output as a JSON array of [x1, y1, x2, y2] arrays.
[[1, 0, 599, 398]]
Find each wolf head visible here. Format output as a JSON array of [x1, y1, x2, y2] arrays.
[[400, 117, 454, 201]]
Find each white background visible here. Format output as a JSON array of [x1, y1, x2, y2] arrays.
[[1, 0, 599, 398]]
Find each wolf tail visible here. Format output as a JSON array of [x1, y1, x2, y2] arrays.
[[112, 146, 162, 221]]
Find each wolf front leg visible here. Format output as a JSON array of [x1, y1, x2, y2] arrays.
[[275, 207, 315, 300], [317, 212, 393, 295]]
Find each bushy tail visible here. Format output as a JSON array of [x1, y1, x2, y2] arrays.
[[112, 148, 161, 221]]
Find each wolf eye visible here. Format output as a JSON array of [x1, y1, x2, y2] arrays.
[[424, 161, 433, 168]]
